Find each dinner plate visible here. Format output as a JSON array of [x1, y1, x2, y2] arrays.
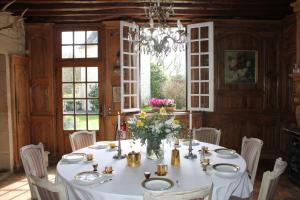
[[214, 148, 238, 159], [89, 144, 107, 149], [74, 171, 102, 185], [182, 140, 200, 146], [142, 177, 174, 191], [212, 163, 240, 178], [62, 153, 84, 163]]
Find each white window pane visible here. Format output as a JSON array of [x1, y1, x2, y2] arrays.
[[75, 83, 86, 98], [87, 83, 98, 97], [63, 116, 74, 130], [88, 115, 99, 130], [87, 45, 98, 58], [62, 67, 73, 82], [76, 115, 87, 130], [74, 45, 85, 58], [74, 31, 85, 44], [63, 100, 74, 114], [88, 99, 99, 114], [62, 46, 73, 58], [87, 31, 98, 44], [62, 83, 73, 98], [75, 100, 86, 114], [62, 32, 73, 44], [74, 67, 86, 82], [87, 67, 98, 82]]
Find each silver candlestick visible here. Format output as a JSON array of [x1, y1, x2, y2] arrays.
[[113, 130, 126, 159], [184, 128, 197, 159]]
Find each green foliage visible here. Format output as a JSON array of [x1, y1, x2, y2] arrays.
[[162, 74, 186, 109], [127, 112, 182, 158], [150, 63, 166, 99], [88, 84, 99, 112]]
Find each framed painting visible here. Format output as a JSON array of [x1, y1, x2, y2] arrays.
[[224, 50, 257, 84]]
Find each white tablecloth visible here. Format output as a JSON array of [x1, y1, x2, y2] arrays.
[[56, 140, 253, 200]]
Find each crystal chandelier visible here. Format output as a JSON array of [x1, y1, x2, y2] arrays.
[[129, 0, 186, 58]]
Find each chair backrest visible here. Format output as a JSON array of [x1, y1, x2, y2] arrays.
[[20, 143, 48, 199], [193, 127, 221, 145], [144, 183, 213, 200], [241, 136, 263, 185], [258, 157, 287, 200], [69, 131, 96, 151], [30, 175, 68, 200]]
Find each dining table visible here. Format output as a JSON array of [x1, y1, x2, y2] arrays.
[[56, 139, 253, 200]]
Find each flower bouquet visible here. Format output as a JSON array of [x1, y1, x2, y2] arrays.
[[148, 98, 176, 112], [127, 108, 182, 160]]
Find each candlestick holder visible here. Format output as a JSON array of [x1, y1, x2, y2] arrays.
[[184, 128, 197, 159], [113, 130, 126, 159]]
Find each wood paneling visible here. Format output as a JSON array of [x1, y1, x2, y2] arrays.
[[280, 14, 297, 158], [203, 20, 282, 159], [26, 24, 56, 161], [10, 55, 30, 171]]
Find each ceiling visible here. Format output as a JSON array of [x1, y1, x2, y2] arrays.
[[0, 0, 295, 24]]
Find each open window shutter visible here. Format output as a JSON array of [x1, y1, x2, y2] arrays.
[[187, 22, 214, 112], [120, 21, 140, 113]]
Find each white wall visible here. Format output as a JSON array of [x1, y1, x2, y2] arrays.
[[0, 12, 25, 172]]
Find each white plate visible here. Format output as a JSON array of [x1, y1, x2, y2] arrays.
[[89, 144, 107, 149], [62, 153, 84, 163], [182, 140, 200, 146], [142, 177, 174, 191], [212, 163, 240, 178], [214, 148, 238, 159], [74, 171, 102, 185]]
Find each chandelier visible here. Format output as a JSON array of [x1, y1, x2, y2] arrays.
[[129, 0, 186, 58]]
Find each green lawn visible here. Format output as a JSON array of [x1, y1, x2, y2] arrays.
[[64, 115, 99, 130]]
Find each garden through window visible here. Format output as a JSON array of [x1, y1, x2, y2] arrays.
[[62, 66, 99, 130], [140, 48, 186, 111]]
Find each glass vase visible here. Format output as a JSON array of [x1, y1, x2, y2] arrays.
[[146, 139, 164, 160]]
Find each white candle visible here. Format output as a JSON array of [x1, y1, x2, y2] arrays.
[[118, 112, 121, 131], [189, 110, 192, 129]]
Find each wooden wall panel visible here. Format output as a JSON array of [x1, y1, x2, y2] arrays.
[[203, 20, 282, 159], [280, 15, 297, 158], [26, 24, 56, 160]]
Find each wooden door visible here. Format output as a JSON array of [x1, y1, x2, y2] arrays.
[[10, 55, 30, 171]]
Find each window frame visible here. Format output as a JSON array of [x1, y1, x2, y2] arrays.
[[187, 22, 214, 112], [120, 21, 140, 113], [120, 21, 214, 113], [57, 27, 103, 132]]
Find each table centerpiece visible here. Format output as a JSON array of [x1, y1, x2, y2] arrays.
[[127, 108, 182, 160], [148, 98, 176, 112]]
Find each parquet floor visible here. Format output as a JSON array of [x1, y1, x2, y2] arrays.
[[0, 160, 299, 200]]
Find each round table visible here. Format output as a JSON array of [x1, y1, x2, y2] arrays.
[[56, 140, 253, 200]]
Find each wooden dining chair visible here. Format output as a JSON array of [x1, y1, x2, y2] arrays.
[[69, 131, 96, 151], [29, 175, 68, 200], [193, 127, 221, 145], [257, 157, 287, 200], [241, 136, 263, 185], [20, 143, 49, 200], [230, 157, 287, 200], [143, 183, 213, 200]]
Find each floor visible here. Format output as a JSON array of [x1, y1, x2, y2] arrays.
[[0, 161, 299, 200]]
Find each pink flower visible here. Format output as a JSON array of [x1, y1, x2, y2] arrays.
[[148, 98, 176, 107]]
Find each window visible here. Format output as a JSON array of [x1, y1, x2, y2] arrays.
[[61, 31, 98, 59], [187, 22, 214, 111], [120, 21, 214, 113], [62, 66, 99, 130], [60, 29, 100, 131], [140, 48, 186, 110]]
